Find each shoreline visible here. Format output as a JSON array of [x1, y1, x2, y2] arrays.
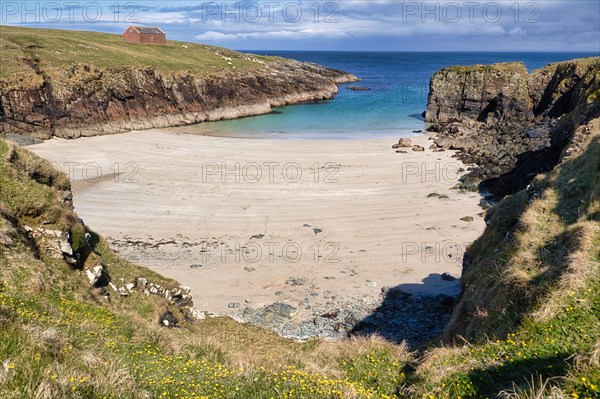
[[30, 129, 485, 343]]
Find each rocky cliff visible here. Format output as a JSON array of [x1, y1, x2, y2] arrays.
[[426, 57, 600, 196], [425, 58, 600, 343], [0, 59, 356, 140]]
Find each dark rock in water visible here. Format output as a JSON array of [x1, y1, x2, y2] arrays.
[[250, 233, 265, 239], [460, 216, 475, 222], [347, 85, 371, 91], [412, 130, 423, 133], [160, 311, 178, 328], [441, 273, 456, 281]]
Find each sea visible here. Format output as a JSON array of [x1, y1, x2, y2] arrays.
[[191, 52, 598, 140]]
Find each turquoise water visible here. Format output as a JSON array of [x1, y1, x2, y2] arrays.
[[194, 52, 598, 139]]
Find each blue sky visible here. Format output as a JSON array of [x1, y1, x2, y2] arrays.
[[1, 0, 599, 51]]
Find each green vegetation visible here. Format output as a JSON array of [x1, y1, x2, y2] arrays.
[[0, 34, 598, 396], [1, 122, 598, 398], [0, 26, 277, 83]]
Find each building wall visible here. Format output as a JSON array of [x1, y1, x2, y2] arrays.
[[123, 28, 166, 45], [138, 34, 166, 45], [123, 28, 139, 43]]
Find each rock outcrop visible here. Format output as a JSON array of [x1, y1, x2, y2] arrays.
[[425, 57, 600, 196], [0, 60, 357, 140], [430, 58, 600, 343]]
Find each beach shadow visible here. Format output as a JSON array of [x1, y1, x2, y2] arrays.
[[349, 273, 457, 347]]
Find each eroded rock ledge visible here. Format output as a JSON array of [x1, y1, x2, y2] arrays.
[[0, 59, 357, 140], [425, 57, 600, 197]]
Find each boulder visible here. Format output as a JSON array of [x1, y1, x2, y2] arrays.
[[392, 138, 412, 149], [412, 145, 425, 152]]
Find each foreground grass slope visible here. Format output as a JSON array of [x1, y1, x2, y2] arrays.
[[0, 138, 414, 398], [1, 126, 598, 398], [0, 25, 275, 84]]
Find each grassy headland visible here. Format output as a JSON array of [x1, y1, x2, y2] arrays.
[[0, 25, 276, 82]]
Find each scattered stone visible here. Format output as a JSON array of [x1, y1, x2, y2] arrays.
[[137, 277, 148, 290], [313, 228, 323, 235], [0, 231, 13, 246], [396, 150, 408, 154], [188, 307, 205, 320], [125, 283, 136, 292], [460, 216, 475, 222], [366, 280, 377, 288], [479, 198, 493, 210], [85, 265, 106, 287], [412, 130, 423, 133], [303, 224, 311, 227], [427, 192, 441, 198], [244, 266, 256, 272], [118, 287, 129, 296], [412, 145, 425, 152], [160, 311, 178, 328], [285, 277, 307, 286], [392, 138, 412, 149], [228, 302, 240, 309], [438, 194, 450, 200], [190, 264, 203, 269], [250, 234, 265, 240]]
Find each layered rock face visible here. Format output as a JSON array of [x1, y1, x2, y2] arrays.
[[0, 60, 357, 140], [426, 57, 600, 196]]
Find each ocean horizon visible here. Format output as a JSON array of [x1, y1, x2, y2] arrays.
[[187, 51, 599, 140]]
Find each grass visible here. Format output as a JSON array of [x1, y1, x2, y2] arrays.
[[1, 125, 599, 398], [0, 44, 599, 397], [0, 137, 415, 398], [0, 26, 278, 83]]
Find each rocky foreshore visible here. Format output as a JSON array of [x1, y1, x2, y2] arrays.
[[425, 57, 600, 197], [236, 289, 455, 346], [0, 59, 357, 140]]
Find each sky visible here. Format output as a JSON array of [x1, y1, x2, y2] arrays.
[[1, 0, 599, 51]]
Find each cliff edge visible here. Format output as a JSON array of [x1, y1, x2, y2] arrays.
[[0, 26, 357, 140], [426, 57, 600, 197], [423, 57, 600, 344]]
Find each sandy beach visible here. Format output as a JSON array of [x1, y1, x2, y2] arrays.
[[30, 129, 485, 315]]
